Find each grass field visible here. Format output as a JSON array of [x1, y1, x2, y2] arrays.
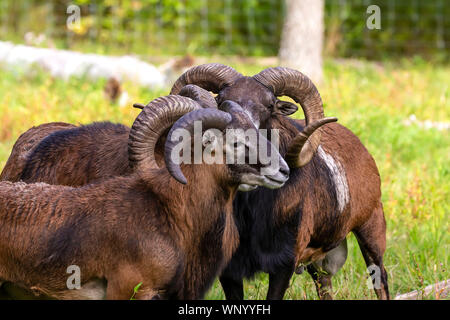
[[0, 57, 448, 299]]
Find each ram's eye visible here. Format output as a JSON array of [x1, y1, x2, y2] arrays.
[[268, 100, 278, 111]]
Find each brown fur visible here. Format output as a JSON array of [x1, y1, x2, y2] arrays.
[[1, 122, 133, 185], [0, 161, 239, 300], [271, 119, 383, 258], [0, 102, 286, 300], [0, 123, 75, 182], [257, 116, 388, 299], [212, 75, 388, 300]]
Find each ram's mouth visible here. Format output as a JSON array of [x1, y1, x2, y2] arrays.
[[238, 170, 288, 192], [238, 175, 286, 192], [238, 184, 258, 192], [262, 175, 286, 189]]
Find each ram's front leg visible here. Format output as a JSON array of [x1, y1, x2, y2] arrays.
[[219, 275, 244, 300], [266, 265, 295, 300], [0, 282, 9, 300]]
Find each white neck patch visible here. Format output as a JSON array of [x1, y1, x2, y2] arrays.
[[317, 146, 350, 212]]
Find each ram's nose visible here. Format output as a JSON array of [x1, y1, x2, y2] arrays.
[[264, 157, 290, 189], [279, 158, 290, 180]]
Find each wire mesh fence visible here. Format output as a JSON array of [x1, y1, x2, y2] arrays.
[[0, 0, 448, 59]]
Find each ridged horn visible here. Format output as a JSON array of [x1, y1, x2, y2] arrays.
[[285, 117, 338, 166], [128, 95, 202, 175], [170, 63, 243, 95], [165, 108, 232, 184], [178, 84, 218, 109], [253, 67, 330, 167]]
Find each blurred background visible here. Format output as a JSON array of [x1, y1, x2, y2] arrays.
[[0, 0, 448, 58], [0, 0, 448, 299]]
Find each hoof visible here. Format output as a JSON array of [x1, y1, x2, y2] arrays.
[[295, 265, 305, 274]]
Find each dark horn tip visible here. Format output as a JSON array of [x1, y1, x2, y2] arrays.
[[133, 103, 146, 109], [325, 117, 338, 123], [171, 170, 188, 185]]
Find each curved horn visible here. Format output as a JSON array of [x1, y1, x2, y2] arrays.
[[133, 85, 217, 111], [165, 108, 232, 184], [170, 63, 243, 95], [128, 95, 202, 174], [178, 84, 218, 109], [253, 67, 329, 167], [285, 117, 338, 166]]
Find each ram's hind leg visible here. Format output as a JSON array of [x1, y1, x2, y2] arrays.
[[354, 202, 389, 300], [306, 264, 332, 300], [306, 239, 348, 300], [105, 264, 161, 300]]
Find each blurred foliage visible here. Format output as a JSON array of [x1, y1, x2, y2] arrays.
[[0, 0, 449, 58], [324, 0, 449, 60]]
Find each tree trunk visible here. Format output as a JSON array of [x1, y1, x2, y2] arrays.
[[279, 0, 324, 83]]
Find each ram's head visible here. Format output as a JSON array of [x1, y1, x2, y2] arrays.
[[169, 64, 337, 168]]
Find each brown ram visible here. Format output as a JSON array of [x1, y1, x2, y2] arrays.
[[0, 95, 289, 299]]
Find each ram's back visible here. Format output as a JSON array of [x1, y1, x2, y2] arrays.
[[0, 123, 76, 182], [1, 122, 131, 186]]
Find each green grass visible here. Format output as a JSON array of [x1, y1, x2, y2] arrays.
[[0, 58, 448, 299]]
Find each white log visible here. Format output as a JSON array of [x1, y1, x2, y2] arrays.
[[0, 41, 166, 88], [395, 279, 450, 300]]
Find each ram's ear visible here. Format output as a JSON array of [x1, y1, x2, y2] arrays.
[[274, 100, 298, 116]]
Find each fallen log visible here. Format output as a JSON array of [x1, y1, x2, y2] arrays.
[[395, 279, 450, 300]]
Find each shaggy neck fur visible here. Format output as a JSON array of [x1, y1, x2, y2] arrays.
[[137, 162, 242, 299], [223, 115, 342, 278]]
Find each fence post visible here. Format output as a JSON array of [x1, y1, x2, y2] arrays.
[[246, 1, 255, 52], [202, 0, 209, 50], [156, 1, 163, 45], [45, 1, 55, 40], [338, 0, 347, 55], [178, 0, 186, 47], [436, 0, 445, 50], [0, 1, 6, 36], [412, 0, 419, 51], [224, 0, 232, 48], [388, 0, 396, 52]]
